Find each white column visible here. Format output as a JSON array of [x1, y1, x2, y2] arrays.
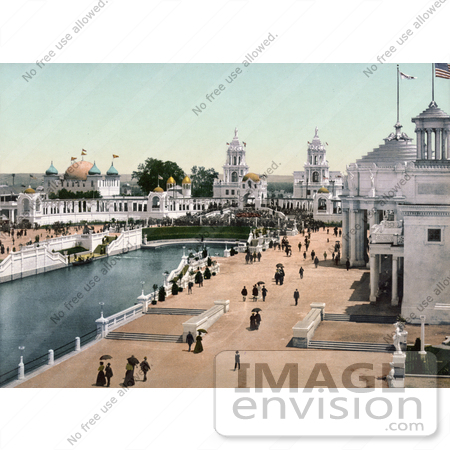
[[349, 209, 356, 266], [391, 255, 399, 306], [416, 129, 423, 159], [435, 129, 441, 160], [18, 356, 24, 380], [75, 337, 81, 352], [426, 129, 433, 159], [369, 253, 379, 303], [442, 130, 447, 160], [342, 209, 350, 261]]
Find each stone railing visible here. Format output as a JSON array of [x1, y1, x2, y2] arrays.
[[292, 303, 325, 348], [97, 303, 144, 336], [370, 220, 404, 245], [182, 300, 229, 342]]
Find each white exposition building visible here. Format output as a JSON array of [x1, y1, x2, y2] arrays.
[[43, 159, 121, 197], [292, 128, 343, 219], [213, 128, 267, 208], [341, 99, 450, 325], [16, 128, 269, 224]]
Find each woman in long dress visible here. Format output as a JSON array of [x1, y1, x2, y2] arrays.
[[193, 332, 203, 353], [96, 361, 106, 386], [124, 363, 135, 386], [250, 313, 256, 330]]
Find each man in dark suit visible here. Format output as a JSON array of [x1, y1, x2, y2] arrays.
[[186, 331, 195, 352], [294, 289, 300, 306]]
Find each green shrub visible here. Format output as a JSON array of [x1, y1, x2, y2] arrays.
[[158, 286, 166, 302], [171, 282, 179, 295], [204, 267, 211, 280]]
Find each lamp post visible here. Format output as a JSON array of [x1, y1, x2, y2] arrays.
[[18, 346, 25, 380], [96, 302, 108, 338], [419, 315, 427, 355]]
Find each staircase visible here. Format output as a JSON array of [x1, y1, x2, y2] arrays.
[[106, 332, 183, 343], [145, 308, 206, 316], [308, 340, 395, 353], [324, 313, 397, 324]]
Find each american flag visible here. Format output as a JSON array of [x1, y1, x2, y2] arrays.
[[435, 63, 450, 79]]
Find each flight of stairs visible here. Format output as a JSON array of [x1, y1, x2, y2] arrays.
[[145, 308, 206, 316], [106, 332, 183, 343], [324, 313, 397, 324], [308, 340, 395, 353]]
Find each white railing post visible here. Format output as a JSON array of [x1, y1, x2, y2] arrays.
[[18, 356, 24, 380], [75, 337, 81, 352], [48, 349, 54, 365], [96, 311, 109, 338]]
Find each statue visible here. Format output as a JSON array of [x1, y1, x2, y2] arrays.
[[369, 169, 375, 189], [314, 126, 319, 138], [393, 322, 405, 354]]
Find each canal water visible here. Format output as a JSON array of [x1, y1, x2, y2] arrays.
[[0, 244, 226, 385]]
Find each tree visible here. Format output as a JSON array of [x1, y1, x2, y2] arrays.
[[49, 189, 101, 199], [132, 158, 185, 195], [190, 166, 219, 197]]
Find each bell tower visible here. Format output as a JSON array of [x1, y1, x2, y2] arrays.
[[305, 127, 330, 185], [223, 128, 249, 183]]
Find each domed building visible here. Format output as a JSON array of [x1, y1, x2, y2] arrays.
[[213, 128, 267, 208], [293, 127, 343, 220], [43, 158, 121, 197], [147, 175, 196, 216]]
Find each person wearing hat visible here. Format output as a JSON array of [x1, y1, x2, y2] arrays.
[[234, 351, 241, 371], [105, 363, 113, 387], [140, 357, 151, 382], [186, 331, 195, 352]]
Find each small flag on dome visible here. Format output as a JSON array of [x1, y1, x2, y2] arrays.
[[435, 63, 450, 79], [81, 149, 87, 155], [158, 175, 163, 180], [29, 174, 36, 179], [226, 142, 230, 145], [113, 154, 119, 158], [399, 71, 417, 80], [243, 142, 247, 147], [71, 157, 77, 161]]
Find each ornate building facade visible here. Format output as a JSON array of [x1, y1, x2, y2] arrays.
[[340, 101, 450, 324], [293, 128, 343, 220], [213, 128, 267, 208]]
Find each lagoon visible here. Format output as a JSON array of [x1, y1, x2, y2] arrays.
[[0, 243, 226, 385]]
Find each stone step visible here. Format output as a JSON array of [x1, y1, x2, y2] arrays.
[[308, 340, 395, 353], [323, 313, 397, 324], [145, 308, 206, 316], [106, 332, 183, 343]]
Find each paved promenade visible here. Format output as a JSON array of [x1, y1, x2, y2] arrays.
[[14, 229, 449, 388]]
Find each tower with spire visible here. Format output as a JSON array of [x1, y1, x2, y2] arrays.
[[293, 127, 343, 198], [222, 128, 249, 183], [213, 128, 267, 206]]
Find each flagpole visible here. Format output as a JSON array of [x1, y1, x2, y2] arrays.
[[432, 63, 435, 103], [397, 64, 400, 124]]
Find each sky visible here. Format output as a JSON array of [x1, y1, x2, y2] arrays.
[[0, 63, 449, 178]]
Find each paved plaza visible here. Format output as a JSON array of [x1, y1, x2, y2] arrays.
[[15, 229, 450, 388]]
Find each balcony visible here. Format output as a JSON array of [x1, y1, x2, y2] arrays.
[[370, 220, 404, 245]]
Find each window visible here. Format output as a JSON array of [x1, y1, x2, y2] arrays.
[[318, 198, 327, 211], [312, 171, 319, 182], [428, 229, 441, 242], [225, 190, 229, 195], [231, 190, 235, 195], [231, 172, 238, 182]]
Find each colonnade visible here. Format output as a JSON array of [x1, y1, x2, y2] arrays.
[[416, 128, 450, 160]]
